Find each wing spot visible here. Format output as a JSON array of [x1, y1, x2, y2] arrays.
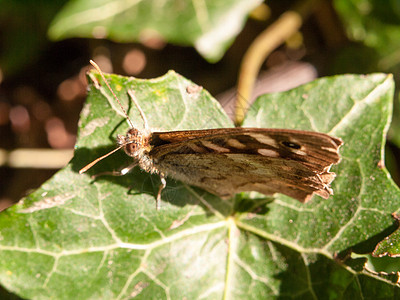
[[201, 140, 230, 153], [281, 140, 308, 155], [282, 141, 301, 149], [226, 138, 246, 149], [286, 147, 307, 156], [247, 133, 278, 148], [321, 146, 338, 153], [188, 142, 207, 153], [292, 149, 307, 155], [258, 149, 280, 157]]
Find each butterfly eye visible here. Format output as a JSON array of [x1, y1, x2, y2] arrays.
[[282, 141, 301, 149], [124, 143, 138, 157]]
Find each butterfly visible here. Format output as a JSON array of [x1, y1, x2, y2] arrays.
[[80, 61, 343, 210]]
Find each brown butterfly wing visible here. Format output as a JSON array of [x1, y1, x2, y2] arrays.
[[149, 128, 343, 202]]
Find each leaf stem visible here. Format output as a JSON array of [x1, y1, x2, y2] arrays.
[[0, 148, 73, 168], [235, 0, 318, 126]]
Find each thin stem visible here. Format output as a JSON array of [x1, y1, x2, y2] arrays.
[[235, 0, 318, 126], [0, 148, 73, 169]]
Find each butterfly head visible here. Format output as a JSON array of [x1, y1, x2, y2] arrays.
[[79, 60, 154, 176], [118, 128, 150, 159]]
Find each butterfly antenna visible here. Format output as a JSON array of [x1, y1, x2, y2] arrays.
[[89, 60, 135, 129], [79, 145, 124, 174], [127, 90, 149, 130]]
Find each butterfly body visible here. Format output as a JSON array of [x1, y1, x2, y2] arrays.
[[117, 128, 156, 174], [80, 61, 343, 209], [117, 127, 342, 203]]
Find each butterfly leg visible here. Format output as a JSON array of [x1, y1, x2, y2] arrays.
[[91, 162, 138, 179], [156, 173, 166, 210]]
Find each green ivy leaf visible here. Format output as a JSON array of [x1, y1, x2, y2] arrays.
[[374, 222, 400, 257], [0, 71, 399, 299], [48, 0, 262, 62]]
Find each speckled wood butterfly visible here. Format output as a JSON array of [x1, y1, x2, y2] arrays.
[[80, 61, 343, 209]]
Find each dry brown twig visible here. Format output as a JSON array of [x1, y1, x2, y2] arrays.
[[235, 0, 318, 126]]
